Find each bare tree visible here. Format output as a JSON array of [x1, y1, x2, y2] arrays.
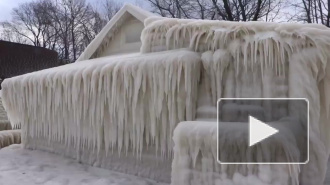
[[0, 0, 120, 63], [0, 0, 58, 48], [145, 0, 198, 18], [289, 0, 330, 27], [102, 0, 122, 21], [145, 0, 284, 21], [0, 26, 29, 44]]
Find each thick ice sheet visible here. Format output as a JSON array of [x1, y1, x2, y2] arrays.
[[0, 144, 168, 185]]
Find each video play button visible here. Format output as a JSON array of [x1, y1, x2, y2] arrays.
[[249, 116, 279, 147], [217, 98, 309, 164]]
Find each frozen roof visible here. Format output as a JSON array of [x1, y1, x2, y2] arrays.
[[76, 4, 156, 62], [140, 17, 330, 54]]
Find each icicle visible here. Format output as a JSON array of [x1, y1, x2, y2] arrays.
[[1, 49, 201, 160]]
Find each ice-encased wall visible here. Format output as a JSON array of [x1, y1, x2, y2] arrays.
[[184, 49, 329, 185], [141, 18, 330, 184], [141, 17, 330, 140], [172, 121, 301, 185], [141, 18, 330, 129], [1, 50, 200, 159]]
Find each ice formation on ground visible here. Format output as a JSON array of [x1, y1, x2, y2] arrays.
[[3, 12, 330, 185], [0, 144, 167, 185]]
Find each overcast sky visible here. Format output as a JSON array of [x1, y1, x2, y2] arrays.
[[0, 0, 32, 21], [0, 0, 141, 22]]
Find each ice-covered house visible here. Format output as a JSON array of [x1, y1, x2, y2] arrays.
[[2, 4, 330, 185]]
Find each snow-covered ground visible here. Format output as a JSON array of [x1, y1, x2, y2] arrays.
[[0, 144, 330, 185], [0, 145, 168, 185]]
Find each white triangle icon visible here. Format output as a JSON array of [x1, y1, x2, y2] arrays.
[[249, 116, 279, 147]]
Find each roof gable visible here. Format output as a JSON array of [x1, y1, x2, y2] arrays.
[[76, 4, 155, 62]]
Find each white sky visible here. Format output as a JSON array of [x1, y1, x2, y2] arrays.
[[0, 0, 141, 22], [0, 0, 34, 21]]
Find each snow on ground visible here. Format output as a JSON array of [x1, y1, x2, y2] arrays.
[[0, 145, 168, 185], [0, 144, 330, 185]]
